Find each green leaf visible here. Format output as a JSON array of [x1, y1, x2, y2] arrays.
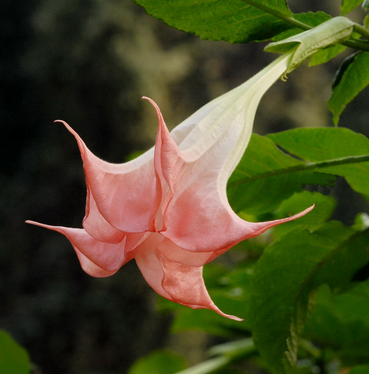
[[365, 14, 369, 28], [268, 127, 369, 199], [133, 0, 294, 43], [328, 51, 369, 125], [349, 365, 369, 374], [310, 229, 369, 293], [341, 0, 363, 15], [304, 283, 369, 365], [0, 331, 30, 374], [271, 12, 332, 42], [249, 222, 369, 373], [227, 134, 334, 215], [248, 222, 361, 373], [293, 11, 331, 27], [128, 350, 187, 374], [308, 43, 346, 66], [272, 191, 336, 239]]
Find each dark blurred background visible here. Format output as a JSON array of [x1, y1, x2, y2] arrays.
[[1, 0, 369, 373]]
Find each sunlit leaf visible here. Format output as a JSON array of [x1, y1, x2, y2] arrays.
[[328, 51, 369, 125], [268, 127, 369, 199], [133, 0, 331, 43]]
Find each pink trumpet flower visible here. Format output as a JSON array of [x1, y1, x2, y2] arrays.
[[27, 53, 313, 320]]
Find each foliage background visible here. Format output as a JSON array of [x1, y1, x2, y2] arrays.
[[1, 0, 369, 373]]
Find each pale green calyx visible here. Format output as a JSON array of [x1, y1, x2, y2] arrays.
[[265, 17, 354, 77], [363, 0, 369, 11]]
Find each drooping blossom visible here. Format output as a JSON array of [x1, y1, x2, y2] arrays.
[[27, 52, 313, 320]]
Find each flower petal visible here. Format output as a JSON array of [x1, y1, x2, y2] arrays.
[[157, 238, 214, 267], [149, 53, 313, 252], [83, 186, 125, 243], [134, 233, 173, 300], [25, 220, 133, 273], [56, 120, 161, 233], [74, 248, 118, 277], [157, 251, 243, 321]]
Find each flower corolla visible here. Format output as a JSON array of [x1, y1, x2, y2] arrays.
[[27, 52, 313, 320]]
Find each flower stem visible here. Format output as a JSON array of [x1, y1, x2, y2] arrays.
[[240, 0, 369, 51]]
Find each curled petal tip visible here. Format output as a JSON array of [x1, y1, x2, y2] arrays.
[[142, 96, 160, 110]]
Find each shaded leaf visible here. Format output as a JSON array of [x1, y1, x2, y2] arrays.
[[349, 365, 369, 373], [272, 191, 336, 239], [128, 349, 187, 374], [268, 127, 369, 199], [0, 330, 30, 374], [304, 283, 369, 365], [328, 51, 369, 125], [248, 222, 366, 373], [227, 134, 334, 215]]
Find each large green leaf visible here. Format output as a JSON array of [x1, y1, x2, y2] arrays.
[[133, 0, 293, 43], [248, 222, 369, 374], [328, 51, 369, 125], [268, 127, 369, 199], [0, 331, 30, 374], [227, 134, 334, 215]]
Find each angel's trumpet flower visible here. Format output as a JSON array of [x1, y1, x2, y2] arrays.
[[27, 52, 313, 320]]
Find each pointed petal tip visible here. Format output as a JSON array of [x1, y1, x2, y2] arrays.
[[25, 219, 44, 227], [25, 220, 62, 232], [296, 203, 315, 217], [221, 313, 243, 322]]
